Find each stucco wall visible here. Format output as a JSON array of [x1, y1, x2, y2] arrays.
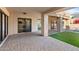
[[8, 9, 41, 35], [48, 16, 58, 30]]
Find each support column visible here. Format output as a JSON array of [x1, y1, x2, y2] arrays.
[[41, 14, 48, 36], [57, 16, 63, 32]]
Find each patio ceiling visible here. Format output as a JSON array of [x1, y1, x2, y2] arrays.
[[7, 7, 51, 13], [7, 7, 65, 14]]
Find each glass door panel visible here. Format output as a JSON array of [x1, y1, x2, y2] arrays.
[[2, 14, 5, 40], [6, 16, 8, 35], [4, 15, 6, 38], [25, 19, 31, 32], [18, 18, 31, 33], [0, 13, 2, 42]]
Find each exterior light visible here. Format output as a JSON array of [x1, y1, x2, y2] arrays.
[[22, 12, 27, 15]]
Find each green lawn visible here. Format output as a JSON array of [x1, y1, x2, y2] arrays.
[[50, 32, 79, 47]]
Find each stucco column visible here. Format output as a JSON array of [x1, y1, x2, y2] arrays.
[[57, 16, 63, 32], [41, 14, 48, 36]]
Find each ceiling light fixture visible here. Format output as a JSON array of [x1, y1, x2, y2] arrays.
[[22, 12, 27, 15]]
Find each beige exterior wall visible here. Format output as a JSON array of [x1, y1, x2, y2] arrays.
[[8, 9, 41, 35], [48, 16, 58, 30], [8, 11, 17, 35]]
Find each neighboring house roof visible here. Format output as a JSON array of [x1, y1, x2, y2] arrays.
[[73, 18, 79, 24]]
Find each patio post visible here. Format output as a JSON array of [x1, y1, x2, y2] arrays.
[[57, 15, 63, 32], [41, 14, 48, 36]]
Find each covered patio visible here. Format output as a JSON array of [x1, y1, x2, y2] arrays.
[[0, 7, 77, 51]]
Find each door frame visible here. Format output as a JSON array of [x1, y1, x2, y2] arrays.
[[18, 18, 32, 33], [0, 12, 2, 41]]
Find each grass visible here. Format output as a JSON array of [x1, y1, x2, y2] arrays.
[[50, 32, 79, 47]]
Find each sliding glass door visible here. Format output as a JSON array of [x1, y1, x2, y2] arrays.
[[18, 18, 31, 33], [0, 13, 2, 43], [0, 11, 8, 43]]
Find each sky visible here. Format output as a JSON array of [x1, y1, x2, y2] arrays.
[[66, 7, 79, 14]]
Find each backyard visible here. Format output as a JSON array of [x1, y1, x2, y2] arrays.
[[50, 32, 79, 47]]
